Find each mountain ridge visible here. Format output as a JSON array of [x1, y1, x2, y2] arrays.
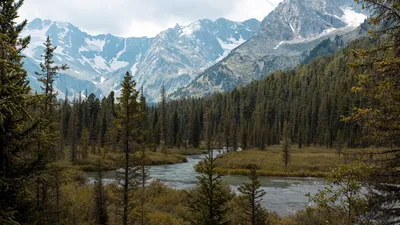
[[22, 17, 260, 101], [171, 0, 368, 99]]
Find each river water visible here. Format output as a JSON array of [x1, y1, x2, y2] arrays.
[[86, 153, 327, 217]]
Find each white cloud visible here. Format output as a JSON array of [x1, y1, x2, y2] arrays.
[[19, 0, 282, 37]]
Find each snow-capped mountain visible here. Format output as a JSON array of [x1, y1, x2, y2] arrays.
[[22, 18, 260, 101], [172, 0, 368, 99]]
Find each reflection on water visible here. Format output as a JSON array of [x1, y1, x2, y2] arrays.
[[86, 152, 326, 216]]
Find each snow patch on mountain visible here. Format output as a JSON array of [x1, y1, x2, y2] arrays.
[[274, 41, 285, 49], [180, 21, 201, 37], [216, 36, 247, 62], [80, 38, 106, 52], [22, 23, 52, 59], [341, 7, 367, 27], [218, 37, 246, 51], [110, 60, 129, 71], [93, 55, 110, 72]]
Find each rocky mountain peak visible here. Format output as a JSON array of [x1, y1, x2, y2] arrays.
[[171, 0, 368, 99], [22, 17, 260, 102]]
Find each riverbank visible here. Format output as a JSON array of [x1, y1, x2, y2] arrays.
[[195, 146, 383, 178], [76, 148, 206, 172]]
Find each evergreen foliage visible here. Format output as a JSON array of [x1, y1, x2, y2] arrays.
[[118, 71, 140, 225], [238, 165, 267, 225], [185, 153, 232, 225], [345, 1, 400, 223], [0, 1, 37, 223], [282, 121, 291, 169]]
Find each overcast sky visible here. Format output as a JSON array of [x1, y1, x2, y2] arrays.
[[19, 0, 283, 37]]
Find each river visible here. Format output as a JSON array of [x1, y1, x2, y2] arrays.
[[86, 152, 327, 217]]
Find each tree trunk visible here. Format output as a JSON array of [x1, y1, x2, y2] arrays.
[[123, 107, 129, 225]]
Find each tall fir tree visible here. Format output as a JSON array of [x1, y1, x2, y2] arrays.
[[172, 110, 179, 147], [81, 128, 89, 160], [69, 96, 78, 162], [160, 82, 167, 152], [35, 35, 68, 161], [185, 109, 232, 225], [118, 71, 140, 225], [94, 158, 109, 225], [282, 121, 291, 169], [0, 1, 36, 223], [238, 165, 267, 225], [190, 106, 201, 148], [346, 1, 400, 223]]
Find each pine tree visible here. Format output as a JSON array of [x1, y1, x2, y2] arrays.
[[241, 123, 248, 150], [205, 109, 213, 152], [35, 36, 68, 160], [69, 96, 78, 162], [160, 82, 167, 152], [345, 1, 400, 223], [185, 109, 232, 224], [0, 1, 37, 223], [138, 147, 149, 225], [190, 106, 201, 148], [224, 103, 230, 150], [238, 165, 267, 225], [185, 154, 232, 225], [152, 108, 160, 151], [60, 91, 71, 156], [35, 36, 68, 115], [172, 111, 179, 147], [139, 88, 150, 145], [94, 158, 109, 225], [81, 128, 89, 160], [118, 71, 140, 225], [231, 119, 238, 151], [282, 121, 291, 169], [33, 36, 68, 218], [100, 111, 107, 147]]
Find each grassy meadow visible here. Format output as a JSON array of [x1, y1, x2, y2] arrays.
[[196, 145, 386, 177], [73, 147, 206, 172]]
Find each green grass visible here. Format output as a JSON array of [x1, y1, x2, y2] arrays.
[[195, 145, 385, 177], [76, 151, 188, 172], [158, 147, 207, 155]]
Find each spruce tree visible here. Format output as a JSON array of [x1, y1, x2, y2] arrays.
[[33, 37, 68, 218], [160, 82, 167, 152], [190, 106, 201, 148], [172, 110, 179, 147], [118, 71, 140, 225], [60, 91, 71, 156], [138, 147, 149, 225], [238, 165, 267, 225], [152, 108, 160, 151], [185, 109, 232, 225], [35, 36, 68, 160], [224, 103, 230, 150], [35, 36, 68, 115], [346, 1, 400, 222], [230, 119, 238, 151], [282, 121, 291, 169], [81, 128, 89, 160], [69, 96, 78, 161], [0, 1, 37, 223], [94, 158, 109, 225], [241, 123, 248, 150]]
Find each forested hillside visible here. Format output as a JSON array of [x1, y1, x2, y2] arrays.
[[155, 38, 376, 150]]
